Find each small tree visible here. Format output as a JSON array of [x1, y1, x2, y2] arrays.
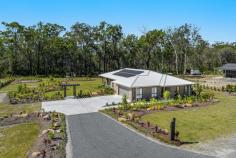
[[122, 95, 128, 110], [163, 90, 171, 100], [195, 83, 202, 99]]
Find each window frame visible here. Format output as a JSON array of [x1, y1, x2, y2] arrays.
[[151, 87, 157, 97], [136, 88, 143, 99]]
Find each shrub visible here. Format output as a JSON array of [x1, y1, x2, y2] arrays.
[[194, 83, 202, 99], [122, 95, 128, 110], [150, 98, 158, 106], [221, 86, 225, 91], [201, 92, 214, 101], [78, 90, 83, 97], [226, 84, 233, 93], [163, 90, 171, 100], [48, 131, 55, 140]]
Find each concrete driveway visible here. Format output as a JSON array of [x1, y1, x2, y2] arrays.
[[67, 113, 214, 158], [42, 95, 122, 115]]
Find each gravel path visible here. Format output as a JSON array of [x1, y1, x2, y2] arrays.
[[67, 112, 214, 158]]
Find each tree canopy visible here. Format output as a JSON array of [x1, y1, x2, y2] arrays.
[[0, 21, 235, 77]]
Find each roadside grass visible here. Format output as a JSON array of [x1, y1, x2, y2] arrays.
[[0, 102, 41, 117], [142, 91, 236, 143], [0, 122, 40, 158]]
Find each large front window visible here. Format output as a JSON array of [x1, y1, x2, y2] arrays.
[[152, 87, 157, 97], [136, 88, 142, 99]]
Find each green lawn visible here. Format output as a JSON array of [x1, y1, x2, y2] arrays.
[[51, 77, 102, 96], [0, 122, 40, 158], [142, 91, 236, 143], [0, 102, 41, 117], [0, 77, 102, 95]]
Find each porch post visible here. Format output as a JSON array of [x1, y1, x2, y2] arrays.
[[73, 85, 76, 97], [63, 86, 67, 98]]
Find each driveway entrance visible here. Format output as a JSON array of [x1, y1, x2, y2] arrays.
[[42, 95, 122, 115]]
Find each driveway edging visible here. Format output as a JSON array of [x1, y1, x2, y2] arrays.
[[66, 116, 73, 158]]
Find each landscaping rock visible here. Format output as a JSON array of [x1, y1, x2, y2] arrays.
[[127, 113, 135, 120], [21, 113, 28, 118], [53, 122, 61, 127], [56, 129, 62, 133], [163, 129, 169, 135], [43, 114, 50, 120], [185, 103, 192, 107], [31, 151, 41, 158], [42, 129, 48, 135]]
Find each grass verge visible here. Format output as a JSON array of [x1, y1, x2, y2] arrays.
[[0, 122, 40, 158], [0, 102, 41, 117]]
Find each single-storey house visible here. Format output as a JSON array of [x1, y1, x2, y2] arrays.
[[220, 63, 236, 78], [99, 68, 194, 101]]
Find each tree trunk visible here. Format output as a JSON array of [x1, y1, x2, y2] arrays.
[[174, 49, 178, 75]]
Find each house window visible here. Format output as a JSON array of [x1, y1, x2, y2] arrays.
[[136, 88, 142, 99], [152, 87, 157, 97]]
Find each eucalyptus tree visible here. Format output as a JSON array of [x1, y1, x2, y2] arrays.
[[138, 29, 165, 70], [106, 24, 123, 70], [121, 34, 139, 68], [94, 21, 110, 72], [0, 35, 7, 77], [166, 24, 202, 74], [68, 22, 96, 75], [1, 22, 25, 74]]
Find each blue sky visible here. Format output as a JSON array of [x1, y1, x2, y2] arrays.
[[0, 0, 235, 43]]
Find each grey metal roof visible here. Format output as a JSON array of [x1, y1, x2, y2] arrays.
[[99, 68, 194, 88], [221, 63, 236, 71]]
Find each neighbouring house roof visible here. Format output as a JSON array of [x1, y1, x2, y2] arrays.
[[220, 63, 236, 71], [99, 68, 194, 88]]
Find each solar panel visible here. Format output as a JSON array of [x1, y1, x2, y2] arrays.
[[121, 69, 144, 75], [113, 69, 144, 78], [113, 72, 135, 77]]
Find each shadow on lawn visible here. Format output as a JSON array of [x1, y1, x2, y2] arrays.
[[181, 141, 199, 145]]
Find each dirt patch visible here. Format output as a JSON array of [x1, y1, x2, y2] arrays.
[[187, 134, 236, 158], [13, 80, 41, 84]]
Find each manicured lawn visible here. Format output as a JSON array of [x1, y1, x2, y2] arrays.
[[142, 91, 236, 143], [0, 102, 41, 117], [0, 77, 102, 95], [0, 122, 40, 158], [50, 77, 102, 96]]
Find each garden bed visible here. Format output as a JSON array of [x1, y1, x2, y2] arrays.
[[0, 111, 67, 158], [101, 90, 217, 146], [5, 77, 113, 104], [0, 78, 15, 89]]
